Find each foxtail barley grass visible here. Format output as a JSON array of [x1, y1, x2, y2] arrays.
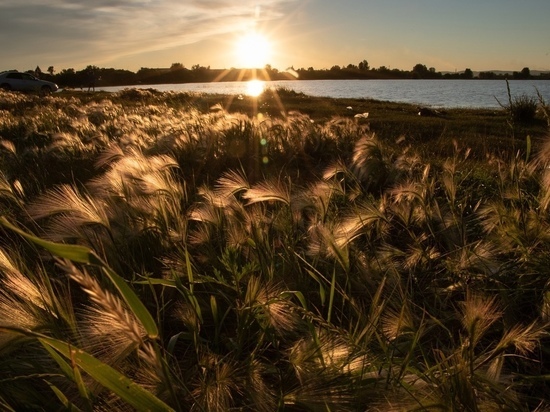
[[56, 259, 146, 361], [0, 89, 549, 410]]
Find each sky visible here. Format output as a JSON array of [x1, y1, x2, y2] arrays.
[[1, 0, 550, 74]]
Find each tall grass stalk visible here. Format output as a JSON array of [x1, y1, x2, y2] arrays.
[[0, 89, 549, 410]]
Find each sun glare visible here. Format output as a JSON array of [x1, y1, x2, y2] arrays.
[[246, 80, 265, 97], [235, 31, 272, 69]]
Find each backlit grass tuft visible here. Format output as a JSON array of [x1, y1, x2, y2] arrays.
[[0, 88, 549, 410]]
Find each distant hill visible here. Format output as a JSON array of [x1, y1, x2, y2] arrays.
[[442, 69, 550, 76], [483, 70, 549, 75]]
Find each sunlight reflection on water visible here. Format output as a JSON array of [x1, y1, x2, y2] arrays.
[[99, 79, 550, 109], [246, 80, 265, 97]]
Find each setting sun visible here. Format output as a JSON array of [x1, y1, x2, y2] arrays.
[[234, 31, 272, 69]]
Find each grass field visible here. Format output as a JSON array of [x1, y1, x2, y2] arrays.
[[0, 87, 549, 411]]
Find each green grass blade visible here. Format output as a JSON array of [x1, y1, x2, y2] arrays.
[[134, 278, 177, 287], [327, 269, 336, 324], [46, 382, 84, 412], [0, 217, 95, 263], [167, 332, 187, 356], [0, 326, 174, 411], [42, 344, 93, 411], [281, 290, 308, 311], [100, 266, 159, 339], [39, 336, 174, 411], [0, 217, 159, 339]]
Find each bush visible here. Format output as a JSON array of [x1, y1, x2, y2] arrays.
[[510, 94, 538, 124]]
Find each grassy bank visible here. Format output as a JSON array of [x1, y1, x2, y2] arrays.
[[56, 86, 550, 160], [0, 87, 549, 411]]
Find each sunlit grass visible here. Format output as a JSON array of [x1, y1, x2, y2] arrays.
[[0, 88, 549, 410]]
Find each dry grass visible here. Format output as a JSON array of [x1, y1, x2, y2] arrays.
[[0, 88, 549, 410]]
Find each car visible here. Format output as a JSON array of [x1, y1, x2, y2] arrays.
[[0, 70, 59, 95]]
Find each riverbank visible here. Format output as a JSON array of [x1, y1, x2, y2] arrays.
[[59, 86, 550, 161]]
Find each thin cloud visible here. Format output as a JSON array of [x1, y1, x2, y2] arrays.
[[1, 0, 295, 69]]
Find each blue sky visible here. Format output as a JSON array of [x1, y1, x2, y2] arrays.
[[1, 0, 549, 73]]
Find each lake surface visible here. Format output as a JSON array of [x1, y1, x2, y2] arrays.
[[99, 79, 550, 109]]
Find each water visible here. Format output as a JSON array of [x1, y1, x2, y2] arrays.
[[99, 79, 550, 109]]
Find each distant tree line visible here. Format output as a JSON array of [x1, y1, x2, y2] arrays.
[[20, 61, 550, 88]]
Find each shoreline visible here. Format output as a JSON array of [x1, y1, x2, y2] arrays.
[[87, 78, 550, 111]]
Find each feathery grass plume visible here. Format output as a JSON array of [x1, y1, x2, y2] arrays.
[[322, 159, 368, 201], [26, 184, 111, 241], [0, 138, 16, 155], [460, 294, 502, 350], [188, 170, 250, 241], [96, 155, 183, 226], [229, 202, 270, 251], [380, 300, 417, 348], [351, 134, 391, 192], [169, 278, 281, 410], [275, 113, 317, 153], [409, 294, 545, 411], [55, 259, 147, 367], [478, 190, 550, 259], [476, 170, 550, 324], [47, 131, 83, 154], [241, 358, 277, 412], [306, 220, 350, 272], [95, 143, 127, 169], [323, 115, 369, 148], [87, 149, 186, 260], [291, 179, 345, 233], [0, 248, 79, 343], [392, 149, 424, 182], [0, 250, 54, 316], [242, 177, 291, 206], [332, 200, 389, 250], [190, 351, 239, 412], [440, 141, 472, 210], [415, 349, 492, 411], [0, 257, 45, 343], [189, 186, 229, 220], [244, 277, 303, 337], [89, 149, 179, 198], [534, 135, 550, 212], [0, 169, 24, 209], [0, 249, 82, 410], [302, 118, 341, 162], [213, 168, 250, 200], [390, 164, 435, 207], [477, 201, 516, 241], [221, 119, 256, 162], [444, 241, 501, 284], [495, 321, 546, 359], [187, 185, 234, 253], [286, 328, 372, 411]]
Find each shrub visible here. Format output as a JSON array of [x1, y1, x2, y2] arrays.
[[510, 94, 538, 124], [497, 79, 538, 125]]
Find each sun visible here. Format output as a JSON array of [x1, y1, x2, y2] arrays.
[[234, 31, 272, 69]]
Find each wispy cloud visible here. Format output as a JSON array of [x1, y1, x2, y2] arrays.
[[1, 0, 294, 69]]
